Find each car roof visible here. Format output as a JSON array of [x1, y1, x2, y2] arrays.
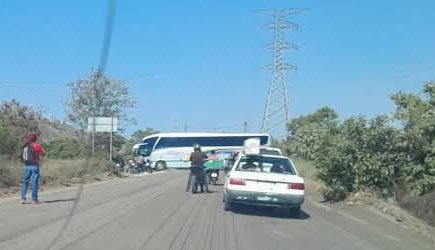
[[240, 153, 288, 159], [259, 147, 282, 155]]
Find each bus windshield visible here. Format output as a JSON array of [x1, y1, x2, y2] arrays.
[[137, 137, 158, 157]]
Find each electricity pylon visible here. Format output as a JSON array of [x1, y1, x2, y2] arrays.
[[259, 8, 301, 138]]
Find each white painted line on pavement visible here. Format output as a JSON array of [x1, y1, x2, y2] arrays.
[[127, 170, 168, 178]]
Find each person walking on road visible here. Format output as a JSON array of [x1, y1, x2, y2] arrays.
[[20, 132, 45, 205]]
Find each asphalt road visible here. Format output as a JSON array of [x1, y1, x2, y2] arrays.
[[0, 170, 433, 250]]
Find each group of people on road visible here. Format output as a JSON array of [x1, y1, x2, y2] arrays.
[[18, 133, 214, 205]]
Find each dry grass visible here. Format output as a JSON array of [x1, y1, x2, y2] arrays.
[[397, 190, 435, 227], [0, 157, 112, 196]]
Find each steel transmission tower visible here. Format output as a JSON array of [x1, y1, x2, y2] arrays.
[[260, 9, 300, 137]]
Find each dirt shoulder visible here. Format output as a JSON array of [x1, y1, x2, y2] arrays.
[[0, 172, 119, 201], [295, 158, 435, 242], [346, 191, 435, 243]]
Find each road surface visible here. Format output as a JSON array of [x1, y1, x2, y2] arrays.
[[0, 170, 433, 250]]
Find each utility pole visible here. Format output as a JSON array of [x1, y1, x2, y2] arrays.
[[109, 115, 114, 162], [243, 121, 248, 133], [259, 8, 301, 138], [92, 73, 98, 156]]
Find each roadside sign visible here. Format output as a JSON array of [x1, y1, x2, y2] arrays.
[[87, 117, 118, 133], [87, 116, 118, 161]]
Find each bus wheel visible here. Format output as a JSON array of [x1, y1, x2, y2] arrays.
[[155, 161, 166, 171]]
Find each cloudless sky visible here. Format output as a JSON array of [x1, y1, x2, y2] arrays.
[[1, 0, 434, 137]]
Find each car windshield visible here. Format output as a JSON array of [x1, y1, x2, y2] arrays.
[[235, 155, 296, 175]]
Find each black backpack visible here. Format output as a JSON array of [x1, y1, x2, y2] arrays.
[[22, 143, 36, 165]]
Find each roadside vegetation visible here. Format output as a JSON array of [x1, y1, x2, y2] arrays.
[[0, 99, 115, 196], [276, 82, 435, 226], [0, 70, 139, 196]]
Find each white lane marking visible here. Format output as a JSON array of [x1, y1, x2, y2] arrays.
[[128, 170, 168, 178]]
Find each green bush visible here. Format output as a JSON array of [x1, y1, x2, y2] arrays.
[[286, 107, 339, 160], [45, 138, 90, 159], [281, 107, 403, 201], [314, 115, 399, 200]]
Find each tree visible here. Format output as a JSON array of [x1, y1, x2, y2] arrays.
[[285, 107, 339, 160], [391, 82, 435, 196], [0, 99, 41, 134], [0, 99, 41, 157], [313, 115, 400, 200], [287, 106, 338, 137], [130, 128, 159, 142], [66, 70, 136, 130]]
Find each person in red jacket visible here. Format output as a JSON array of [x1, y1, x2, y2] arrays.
[[20, 132, 45, 205]]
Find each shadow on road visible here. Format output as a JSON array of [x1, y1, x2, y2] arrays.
[[42, 198, 76, 204], [211, 183, 224, 186], [231, 204, 311, 220]]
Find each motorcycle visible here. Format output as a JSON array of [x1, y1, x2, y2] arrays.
[[112, 157, 125, 174], [207, 169, 219, 185], [128, 159, 153, 174], [204, 159, 224, 185]]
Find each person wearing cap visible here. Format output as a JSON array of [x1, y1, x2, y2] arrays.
[[20, 132, 45, 205]]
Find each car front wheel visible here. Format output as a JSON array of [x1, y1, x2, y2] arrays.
[[155, 161, 166, 171]]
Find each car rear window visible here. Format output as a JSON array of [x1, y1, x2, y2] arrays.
[[235, 155, 296, 175]]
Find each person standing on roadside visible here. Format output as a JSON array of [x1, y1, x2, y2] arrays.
[[20, 132, 45, 205]]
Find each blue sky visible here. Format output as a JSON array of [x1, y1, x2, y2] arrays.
[[1, 0, 434, 137]]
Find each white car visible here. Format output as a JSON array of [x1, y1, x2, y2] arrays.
[[223, 153, 305, 215]]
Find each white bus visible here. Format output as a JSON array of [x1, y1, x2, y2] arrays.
[[132, 132, 271, 170]]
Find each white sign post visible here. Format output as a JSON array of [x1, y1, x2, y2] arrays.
[[88, 117, 118, 161]]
